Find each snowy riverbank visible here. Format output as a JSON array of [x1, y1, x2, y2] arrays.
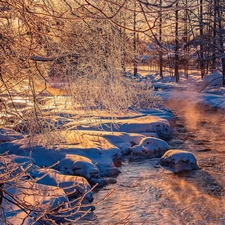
[[0, 100, 176, 224], [1, 70, 225, 224]]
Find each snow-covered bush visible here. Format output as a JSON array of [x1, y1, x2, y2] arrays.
[[0, 0, 162, 137]]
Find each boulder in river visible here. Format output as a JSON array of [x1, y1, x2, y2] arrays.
[[160, 150, 200, 173]]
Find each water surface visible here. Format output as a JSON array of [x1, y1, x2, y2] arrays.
[[80, 101, 225, 225]]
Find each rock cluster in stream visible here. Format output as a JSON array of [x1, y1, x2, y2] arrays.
[[129, 136, 200, 173]]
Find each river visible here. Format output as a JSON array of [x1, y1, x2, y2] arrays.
[[79, 99, 225, 225]]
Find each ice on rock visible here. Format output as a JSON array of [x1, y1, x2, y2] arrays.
[[160, 149, 200, 173], [129, 137, 170, 157]]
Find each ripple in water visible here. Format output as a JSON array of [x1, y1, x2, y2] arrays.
[[78, 101, 225, 225]]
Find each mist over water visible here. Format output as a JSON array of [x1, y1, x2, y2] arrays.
[[167, 91, 225, 152], [81, 94, 225, 225]]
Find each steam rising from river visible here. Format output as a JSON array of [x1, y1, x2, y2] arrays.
[[86, 90, 225, 225], [168, 90, 225, 140]]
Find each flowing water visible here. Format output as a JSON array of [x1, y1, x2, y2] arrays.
[[80, 99, 225, 225]]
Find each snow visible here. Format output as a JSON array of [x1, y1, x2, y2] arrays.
[[0, 104, 175, 222], [2, 67, 225, 223], [0, 128, 23, 142], [0, 153, 94, 224], [55, 154, 99, 179], [201, 70, 223, 91], [2, 181, 68, 225], [148, 70, 225, 109], [29, 167, 93, 202], [129, 136, 170, 157], [0, 113, 173, 175], [63, 115, 173, 140], [160, 149, 200, 173]]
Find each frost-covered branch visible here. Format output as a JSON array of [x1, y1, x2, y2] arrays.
[[0, 154, 97, 224]]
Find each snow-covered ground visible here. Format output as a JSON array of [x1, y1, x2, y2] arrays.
[[1, 68, 224, 223], [0, 98, 175, 223], [148, 69, 225, 109]]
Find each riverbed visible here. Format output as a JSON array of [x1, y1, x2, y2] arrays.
[[80, 100, 225, 225]]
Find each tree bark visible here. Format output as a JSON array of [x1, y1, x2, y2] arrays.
[[183, 0, 189, 79], [174, 2, 179, 82], [200, 0, 205, 78], [159, 0, 163, 78], [0, 183, 3, 205], [133, 0, 138, 76]]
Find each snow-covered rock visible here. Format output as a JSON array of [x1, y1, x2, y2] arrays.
[[2, 181, 68, 225], [0, 135, 121, 179], [30, 167, 93, 202], [129, 137, 170, 157], [160, 149, 200, 173], [101, 132, 144, 155], [200, 70, 222, 92], [0, 154, 93, 203], [55, 154, 99, 179]]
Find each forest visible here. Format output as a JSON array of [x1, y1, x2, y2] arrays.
[[0, 0, 225, 224]]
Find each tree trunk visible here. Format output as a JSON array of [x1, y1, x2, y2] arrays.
[[174, 2, 179, 82], [133, 0, 137, 76], [159, 0, 163, 78], [200, 0, 205, 78], [0, 183, 3, 205], [212, 0, 218, 71], [184, 0, 189, 79], [222, 59, 225, 85], [217, 0, 225, 85]]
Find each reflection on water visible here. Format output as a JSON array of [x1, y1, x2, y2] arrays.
[[79, 101, 225, 225], [91, 161, 225, 225]]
